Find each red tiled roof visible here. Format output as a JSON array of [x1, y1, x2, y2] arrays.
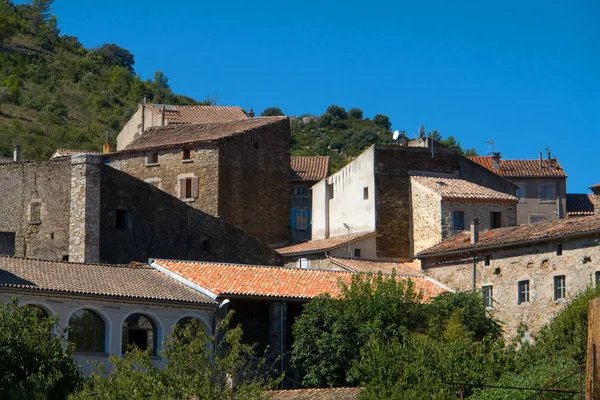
[[468, 156, 567, 178], [0, 257, 216, 305], [411, 176, 518, 205], [418, 214, 600, 257], [566, 194, 595, 217], [147, 104, 247, 124], [266, 387, 361, 400], [122, 117, 288, 152], [152, 259, 448, 301], [328, 257, 421, 275], [291, 156, 330, 182], [591, 183, 600, 192], [276, 232, 377, 256]]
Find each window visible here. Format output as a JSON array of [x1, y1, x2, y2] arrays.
[[182, 148, 191, 160], [484, 255, 491, 266], [529, 214, 546, 224], [115, 209, 130, 229], [554, 275, 566, 300], [0, 232, 15, 256], [298, 258, 309, 269], [25, 304, 50, 318], [452, 211, 465, 231], [202, 238, 212, 253], [253, 142, 259, 150], [294, 186, 308, 196], [363, 187, 369, 200], [482, 286, 493, 308], [69, 309, 105, 353], [179, 177, 199, 200], [29, 202, 41, 223], [515, 183, 526, 201], [296, 209, 308, 230], [62, 255, 69, 261], [595, 271, 600, 287], [490, 212, 502, 229], [145, 152, 159, 165], [538, 184, 556, 201], [354, 248, 361, 258], [517, 280, 530, 304], [556, 244, 563, 256], [327, 183, 334, 200], [122, 314, 157, 355]]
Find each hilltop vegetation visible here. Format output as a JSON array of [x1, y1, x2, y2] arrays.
[[0, 0, 475, 167]]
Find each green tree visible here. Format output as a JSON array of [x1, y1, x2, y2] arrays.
[[74, 313, 281, 400], [0, 87, 9, 113], [93, 43, 135, 72], [325, 104, 347, 120], [347, 108, 363, 119], [0, 10, 20, 46], [372, 114, 391, 130], [0, 299, 81, 399], [261, 107, 284, 116]]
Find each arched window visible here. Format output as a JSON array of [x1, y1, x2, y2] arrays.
[[24, 304, 50, 318], [122, 313, 157, 355], [69, 309, 105, 353]]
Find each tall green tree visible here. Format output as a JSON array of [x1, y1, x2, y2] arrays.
[[261, 107, 284, 116]]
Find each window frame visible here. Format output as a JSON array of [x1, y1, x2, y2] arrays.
[[517, 280, 530, 304], [554, 275, 566, 300], [538, 183, 556, 202], [145, 152, 159, 166], [482, 285, 493, 308], [354, 248, 361, 258], [363, 187, 369, 200], [490, 212, 502, 229], [69, 309, 106, 353], [294, 186, 308, 197], [515, 183, 526, 202], [182, 148, 191, 161], [298, 258, 309, 269], [122, 313, 158, 356], [452, 211, 465, 231], [296, 209, 308, 230]]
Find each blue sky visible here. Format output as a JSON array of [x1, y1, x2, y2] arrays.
[[39, 1, 600, 191]]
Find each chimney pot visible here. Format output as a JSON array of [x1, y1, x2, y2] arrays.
[[470, 219, 479, 244], [248, 109, 255, 118], [13, 145, 21, 162]]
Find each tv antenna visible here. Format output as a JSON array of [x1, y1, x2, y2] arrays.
[[485, 140, 495, 155]]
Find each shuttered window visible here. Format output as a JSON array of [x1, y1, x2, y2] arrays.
[[179, 177, 199, 200]]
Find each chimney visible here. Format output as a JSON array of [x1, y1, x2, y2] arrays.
[[547, 150, 551, 160], [161, 104, 166, 126], [539, 152, 543, 169], [13, 144, 21, 162], [591, 184, 600, 215], [491, 152, 501, 170], [470, 219, 479, 244], [103, 131, 111, 154], [248, 109, 255, 118]]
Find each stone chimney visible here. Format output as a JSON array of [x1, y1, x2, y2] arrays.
[[491, 152, 501, 170], [470, 219, 479, 244], [591, 184, 600, 215], [13, 145, 21, 162], [248, 109, 255, 118], [539, 152, 543, 169]]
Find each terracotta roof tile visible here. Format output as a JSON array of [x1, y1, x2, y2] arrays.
[[291, 156, 330, 181], [468, 156, 567, 178], [328, 257, 421, 275], [266, 387, 361, 400], [276, 232, 377, 256], [121, 117, 288, 152], [0, 257, 216, 305], [153, 259, 448, 301], [567, 194, 595, 217], [411, 176, 518, 205], [52, 149, 101, 158], [147, 104, 247, 124], [418, 214, 600, 257]]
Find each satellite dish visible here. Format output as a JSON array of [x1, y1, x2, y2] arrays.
[[418, 125, 425, 138], [392, 130, 400, 140]]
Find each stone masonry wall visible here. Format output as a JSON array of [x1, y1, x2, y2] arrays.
[[218, 118, 291, 247], [440, 202, 517, 239], [109, 146, 220, 217], [99, 165, 283, 265], [410, 182, 443, 256], [0, 159, 71, 260], [421, 235, 600, 338]]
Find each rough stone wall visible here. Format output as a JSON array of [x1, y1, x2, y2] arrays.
[[218, 118, 291, 247], [68, 155, 101, 263], [283, 254, 347, 270], [99, 165, 283, 265], [109, 146, 220, 217], [421, 235, 600, 338], [410, 182, 442, 255], [0, 159, 71, 260], [440, 202, 517, 238]]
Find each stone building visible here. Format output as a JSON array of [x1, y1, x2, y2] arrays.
[[417, 215, 600, 337], [469, 152, 567, 224], [0, 155, 281, 265], [151, 258, 448, 387], [301, 144, 515, 260], [109, 117, 291, 247], [0, 256, 217, 374], [290, 156, 330, 244], [116, 102, 248, 150]]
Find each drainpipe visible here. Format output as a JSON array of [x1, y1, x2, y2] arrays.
[[470, 219, 479, 292], [280, 301, 284, 389]]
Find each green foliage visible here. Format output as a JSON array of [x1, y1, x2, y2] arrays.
[[92, 43, 135, 72], [372, 114, 391, 130], [347, 107, 363, 119], [74, 313, 280, 400], [325, 104, 347, 120], [0, 298, 81, 399], [261, 107, 284, 116], [0, 6, 20, 45]]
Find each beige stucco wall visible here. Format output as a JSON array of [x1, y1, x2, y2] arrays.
[[283, 236, 377, 270], [311, 147, 375, 240], [109, 147, 220, 216], [510, 178, 567, 225], [116, 105, 163, 151], [421, 236, 600, 338]]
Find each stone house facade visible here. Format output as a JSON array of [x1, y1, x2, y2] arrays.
[[0, 155, 282, 265], [0, 257, 216, 374], [116, 102, 248, 150], [109, 117, 291, 247], [290, 156, 330, 244], [417, 215, 600, 338], [469, 152, 567, 225], [309, 144, 516, 260]]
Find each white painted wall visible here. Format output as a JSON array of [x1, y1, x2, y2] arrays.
[[311, 147, 376, 239], [4, 292, 214, 375], [328, 235, 378, 259], [117, 104, 164, 150]]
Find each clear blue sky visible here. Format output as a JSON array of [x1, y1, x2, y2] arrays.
[[43, 1, 600, 191]]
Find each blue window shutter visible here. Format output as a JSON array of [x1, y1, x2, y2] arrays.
[[291, 208, 297, 229]]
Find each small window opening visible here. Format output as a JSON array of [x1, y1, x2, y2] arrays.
[[554, 275, 566, 300], [354, 249, 361, 258], [556, 244, 562, 256], [115, 209, 130, 229], [583, 256, 592, 264], [253, 142, 259, 150], [62, 255, 69, 262], [517, 280, 530, 304], [327, 183, 334, 200], [202, 238, 212, 253], [363, 187, 369, 200], [484, 255, 491, 266], [182, 149, 191, 160], [299, 258, 309, 269]]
